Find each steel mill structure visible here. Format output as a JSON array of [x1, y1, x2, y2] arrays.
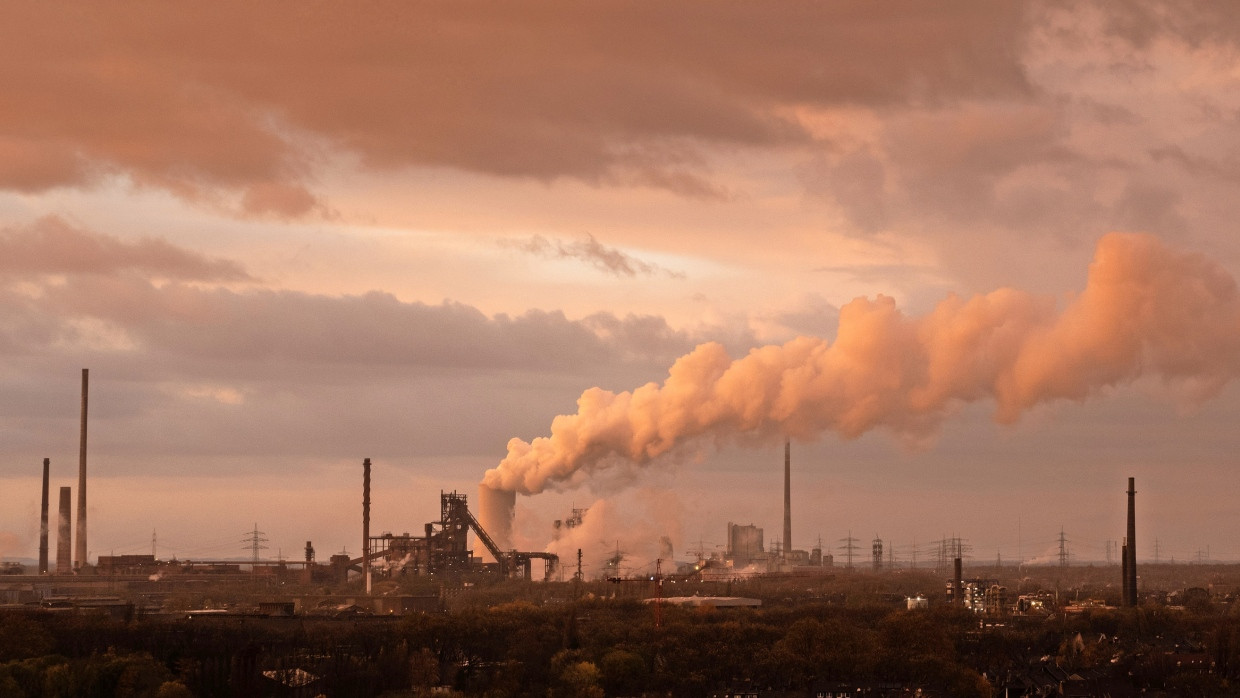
[[364, 489, 558, 582]]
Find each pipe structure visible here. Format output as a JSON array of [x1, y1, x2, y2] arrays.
[[783, 439, 791, 561], [75, 368, 88, 569], [1130, 478, 1139, 604], [39, 458, 49, 574], [57, 486, 72, 574], [363, 457, 371, 594]]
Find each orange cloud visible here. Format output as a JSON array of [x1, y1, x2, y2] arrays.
[[0, 2, 1029, 209], [0, 217, 250, 280]]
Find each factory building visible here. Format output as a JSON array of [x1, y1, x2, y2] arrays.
[[727, 523, 764, 568], [366, 491, 558, 581], [949, 578, 1008, 615]]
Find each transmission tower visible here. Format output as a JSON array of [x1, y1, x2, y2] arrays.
[[934, 536, 971, 572], [1058, 527, 1069, 567], [242, 523, 269, 564], [838, 531, 860, 568]]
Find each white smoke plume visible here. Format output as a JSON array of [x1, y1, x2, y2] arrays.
[[542, 489, 685, 579], [482, 233, 1240, 496]]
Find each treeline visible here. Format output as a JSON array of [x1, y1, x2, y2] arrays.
[[4, 598, 1240, 697]]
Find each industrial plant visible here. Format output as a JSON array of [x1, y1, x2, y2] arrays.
[[0, 371, 1171, 623], [4, 372, 1235, 698]]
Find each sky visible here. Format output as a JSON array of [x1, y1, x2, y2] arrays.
[[4, 1, 1240, 575]]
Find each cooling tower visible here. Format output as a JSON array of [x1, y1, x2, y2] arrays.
[[57, 486, 72, 574], [478, 483, 515, 554]]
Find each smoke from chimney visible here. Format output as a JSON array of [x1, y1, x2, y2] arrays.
[[481, 233, 1240, 501]]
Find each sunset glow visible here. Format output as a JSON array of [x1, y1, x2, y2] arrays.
[[4, 2, 1240, 571]]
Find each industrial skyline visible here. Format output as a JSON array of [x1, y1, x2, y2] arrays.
[[3, 3, 1240, 570], [9, 407, 1214, 579]]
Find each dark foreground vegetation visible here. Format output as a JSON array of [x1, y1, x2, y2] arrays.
[[5, 566, 1240, 697]]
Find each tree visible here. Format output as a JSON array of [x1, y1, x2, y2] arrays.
[[599, 648, 646, 695], [155, 681, 194, 698], [0, 615, 54, 662], [550, 651, 604, 698]]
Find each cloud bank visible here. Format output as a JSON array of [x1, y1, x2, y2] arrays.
[[0, 2, 1028, 208]]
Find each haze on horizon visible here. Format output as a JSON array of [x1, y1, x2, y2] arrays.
[[3, 2, 1240, 575]]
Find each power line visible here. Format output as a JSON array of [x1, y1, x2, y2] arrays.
[[838, 531, 860, 568], [241, 523, 268, 564]]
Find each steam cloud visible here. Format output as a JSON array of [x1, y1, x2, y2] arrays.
[[542, 490, 684, 578], [482, 233, 1240, 496]]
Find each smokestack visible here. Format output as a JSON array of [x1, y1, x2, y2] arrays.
[[1126, 477, 1137, 607], [363, 457, 371, 594], [954, 556, 963, 606], [477, 484, 515, 555], [1121, 539, 1129, 606], [39, 458, 49, 574], [782, 439, 791, 561], [57, 486, 72, 574], [75, 368, 87, 569]]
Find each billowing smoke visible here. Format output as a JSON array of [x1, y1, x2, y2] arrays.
[[543, 489, 685, 579], [482, 233, 1240, 496]]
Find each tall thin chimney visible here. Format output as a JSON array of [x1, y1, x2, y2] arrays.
[[57, 486, 72, 574], [1121, 538, 1129, 606], [1126, 477, 1137, 606], [75, 368, 88, 569], [782, 439, 791, 561], [363, 457, 371, 594], [954, 556, 963, 606], [39, 458, 50, 574]]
